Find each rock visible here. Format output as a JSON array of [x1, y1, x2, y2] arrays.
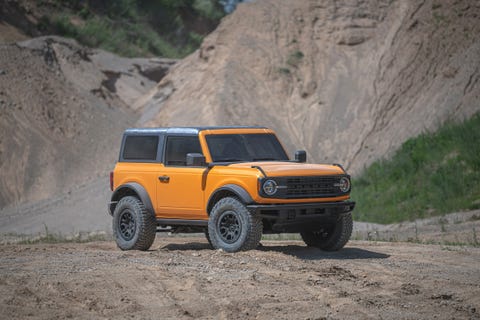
[[337, 31, 370, 46]]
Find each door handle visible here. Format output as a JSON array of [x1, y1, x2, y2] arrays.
[[158, 175, 170, 183]]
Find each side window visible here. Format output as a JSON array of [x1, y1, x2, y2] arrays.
[[165, 136, 202, 166], [123, 135, 159, 161]]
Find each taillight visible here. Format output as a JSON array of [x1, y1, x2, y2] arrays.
[[110, 171, 114, 191]]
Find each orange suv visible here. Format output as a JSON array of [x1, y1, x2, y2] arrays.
[[109, 127, 355, 252]]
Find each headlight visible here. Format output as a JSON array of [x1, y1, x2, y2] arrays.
[[338, 177, 351, 193], [262, 179, 278, 196]]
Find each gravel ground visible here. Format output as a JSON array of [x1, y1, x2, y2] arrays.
[[1, 237, 479, 319]]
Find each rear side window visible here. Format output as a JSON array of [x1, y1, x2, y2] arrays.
[[123, 135, 159, 161], [165, 136, 202, 166]]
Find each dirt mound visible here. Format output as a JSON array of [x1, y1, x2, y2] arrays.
[[0, 36, 175, 208], [138, 0, 480, 173]]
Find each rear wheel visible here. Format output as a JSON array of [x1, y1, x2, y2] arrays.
[[113, 196, 156, 251], [208, 197, 262, 252], [300, 213, 353, 251]]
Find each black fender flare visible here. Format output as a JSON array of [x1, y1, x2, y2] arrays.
[[206, 184, 255, 214], [109, 182, 154, 216]]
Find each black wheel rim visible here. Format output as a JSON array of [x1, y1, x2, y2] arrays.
[[119, 210, 136, 241], [217, 211, 241, 244]]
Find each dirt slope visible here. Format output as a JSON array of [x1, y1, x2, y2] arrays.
[[0, 239, 479, 319], [138, 0, 480, 173], [0, 36, 175, 208]]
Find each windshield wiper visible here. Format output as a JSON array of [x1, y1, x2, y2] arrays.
[[215, 158, 245, 162]]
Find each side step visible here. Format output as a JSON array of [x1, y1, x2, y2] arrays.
[[156, 219, 208, 227]]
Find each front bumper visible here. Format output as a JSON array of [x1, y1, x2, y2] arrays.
[[247, 200, 355, 232]]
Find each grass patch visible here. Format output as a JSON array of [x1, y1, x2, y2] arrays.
[[5, 225, 112, 245], [352, 113, 480, 224]]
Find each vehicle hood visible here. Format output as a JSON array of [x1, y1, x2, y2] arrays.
[[228, 161, 346, 177]]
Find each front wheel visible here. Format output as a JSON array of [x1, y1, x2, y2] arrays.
[[300, 213, 353, 251], [112, 196, 156, 251], [208, 197, 262, 252]]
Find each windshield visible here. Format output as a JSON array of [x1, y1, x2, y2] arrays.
[[205, 133, 289, 162]]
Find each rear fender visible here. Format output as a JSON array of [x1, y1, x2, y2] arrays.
[[109, 182, 154, 216]]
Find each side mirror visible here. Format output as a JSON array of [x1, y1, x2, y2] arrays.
[[295, 150, 307, 163], [186, 153, 206, 167]]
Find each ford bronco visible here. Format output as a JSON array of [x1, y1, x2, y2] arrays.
[[108, 127, 355, 252]]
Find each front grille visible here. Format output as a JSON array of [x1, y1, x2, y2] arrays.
[[260, 175, 349, 199], [286, 176, 339, 197]]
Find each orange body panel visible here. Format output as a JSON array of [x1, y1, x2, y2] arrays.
[[114, 162, 159, 207], [156, 165, 206, 219]]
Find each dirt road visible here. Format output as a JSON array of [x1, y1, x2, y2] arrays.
[[1, 238, 479, 320]]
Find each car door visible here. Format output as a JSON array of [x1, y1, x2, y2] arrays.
[[156, 135, 207, 219]]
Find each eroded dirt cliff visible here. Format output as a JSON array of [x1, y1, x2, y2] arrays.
[[139, 0, 480, 173], [0, 36, 175, 208]]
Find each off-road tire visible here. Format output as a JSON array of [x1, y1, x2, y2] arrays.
[[208, 197, 262, 252], [113, 196, 156, 251], [300, 212, 353, 251]]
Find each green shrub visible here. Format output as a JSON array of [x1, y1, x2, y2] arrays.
[[278, 67, 291, 75], [193, 0, 225, 20], [53, 14, 78, 37], [43, 1, 224, 58], [287, 50, 304, 67], [352, 113, 480, 224]]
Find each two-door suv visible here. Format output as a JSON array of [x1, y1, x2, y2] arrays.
[[108, 127, 355, 252]]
